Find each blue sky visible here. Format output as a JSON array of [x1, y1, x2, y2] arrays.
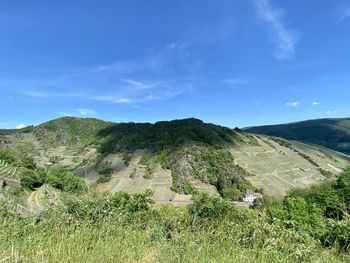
[[0, 0, 350, 129]]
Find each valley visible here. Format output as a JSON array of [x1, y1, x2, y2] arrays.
[[1, 117, 349, 207], [1, 116, 350, 262]]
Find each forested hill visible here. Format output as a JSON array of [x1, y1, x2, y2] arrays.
[[246, 118, 350, 154], [96, 118, 238, 154]]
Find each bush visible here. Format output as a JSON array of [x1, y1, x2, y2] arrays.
[[183, 181, 198, 195], [189, 193, 243, 221], [122, 153, 131, 166], [46, 166, 87, 194], [279, 197, 325, 234], [19, 168, 46, 190], [0, 148, 16, 164], [222, 186, 243, 201], [98, 167, 113, 176], [143, 164, 154, 179], [322, 218, 350, 250], [20, 156, 37, 170], [337, 168, 350, 210], [96, 175, 111, 184], [139, 153, 151, 165]]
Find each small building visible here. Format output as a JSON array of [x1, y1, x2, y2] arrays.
[[243, 190, 262, 203]]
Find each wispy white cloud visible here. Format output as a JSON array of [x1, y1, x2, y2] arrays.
[[23, 90, 84, 99], [16, 124, 27, 129], [57, 112, 77, 117], [95, 80, 189, 104], [23, 77, 191, 105], [286, 101, 299, 107], [222, 78, 254, 85], [57, 109, 97, 117], [18, 40, 197, 108], [338, 8, 350, 22], [326, 110, 332, 114], [95, 61, 141, 73], [97, 96, 134, 104], [77, 108, 97, 116], [120, 79, 157, 90], [254, 0, 298, 60], [312, 102, 319, 106]]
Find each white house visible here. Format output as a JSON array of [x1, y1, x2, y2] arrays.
[[243, 190, 262, 203]]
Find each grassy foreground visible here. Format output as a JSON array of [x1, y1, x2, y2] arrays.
[[1, 189, 350, 263]]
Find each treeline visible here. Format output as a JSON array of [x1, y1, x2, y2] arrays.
[[97, 118, 236, 154]]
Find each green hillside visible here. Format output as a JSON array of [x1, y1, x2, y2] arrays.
[[96, 118, 255, 199], [97, 118, 237, 153], [246, 118, 350, 154], [1, 117, 349, 200], [33, 117, 112, 149], [1, 117, 350, 262]]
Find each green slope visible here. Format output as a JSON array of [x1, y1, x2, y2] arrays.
[[246, 118, 350, 154], [1, 117, 349, 198], [33, 117, 112, 149], [96, 118, 256, 198], [96, 118, 237, 153]]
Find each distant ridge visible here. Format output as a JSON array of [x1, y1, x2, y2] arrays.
[[246, 118, 350, 154]]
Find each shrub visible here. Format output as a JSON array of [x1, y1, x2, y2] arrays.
[[0, 148, 16, 164], [96, 175, 111, 184], [143, 164, 154, 179], [122, 152, 131, 166], [20, 156, 37, 170], [222, 186, 243, 201], [337, 168, 350, 210], [189, 193, 243, 221], [183, 181, 198, 195], [19, 168, 46, 190], [46, 166, 87, 194]]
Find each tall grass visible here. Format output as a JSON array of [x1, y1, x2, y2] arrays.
[[1, 191, 349, 262]]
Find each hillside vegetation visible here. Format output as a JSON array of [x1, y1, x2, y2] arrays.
[[0, 117, 349, 199], [1, 168, 350, 262], [1, 117, 350, 262], [96, 118, 257, 199], [97, 118, 237, 153], [33, 117, 111, 150], [246, 118, 350, 154]]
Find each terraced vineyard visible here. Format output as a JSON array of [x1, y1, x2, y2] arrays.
[[1, 117, 349, 201], [98, 150, 192, 203], [231, 135, 349, 196]]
